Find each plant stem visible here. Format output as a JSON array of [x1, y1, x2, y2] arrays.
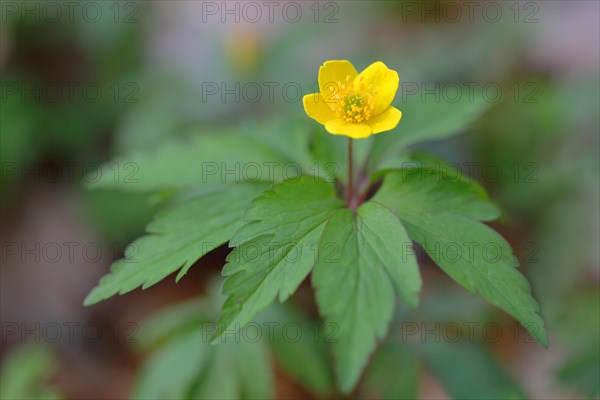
[[346, 137, 353, 208]]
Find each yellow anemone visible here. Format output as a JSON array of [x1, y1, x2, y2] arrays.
[[303, 60, 402, 139]]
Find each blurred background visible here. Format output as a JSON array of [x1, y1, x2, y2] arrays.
[[1, 1, 598, 399]]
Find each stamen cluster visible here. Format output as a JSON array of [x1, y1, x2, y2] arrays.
[[329, 75, 377, 123]]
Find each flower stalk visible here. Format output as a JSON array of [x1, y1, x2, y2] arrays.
[[346, 137, 354, 208]]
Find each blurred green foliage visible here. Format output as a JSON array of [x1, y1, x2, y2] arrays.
[[1, 0, 598, 399], [0, 344, 61, 400]]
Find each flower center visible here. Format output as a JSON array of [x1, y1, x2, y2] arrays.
[[329, 75, 376, 123]]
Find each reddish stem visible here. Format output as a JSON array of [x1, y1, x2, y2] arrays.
[[346, 138, 354, 209]]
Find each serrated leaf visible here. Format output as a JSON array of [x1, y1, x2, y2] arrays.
[[374, 168, 547, 346], [369, 95, 489, 172], [312, 201, 422, 392], [84, 183, 267, 305], [214, 176, 343, 338], [374, 165, 501, 222]]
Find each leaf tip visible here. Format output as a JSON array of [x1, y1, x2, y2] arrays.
[[83, 291, 99, 307]]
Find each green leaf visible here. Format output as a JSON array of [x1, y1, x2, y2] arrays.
[[374, 168, 547, 346], [84, 183, 267, 305], [135, 297, 273, 400], [135, 329, 210, 400], [0, 344, 61, 400], [137, 331, 273, 400], [362, 340, 419, 400], [135, 299, 213, 350], [187, 338, 272, 400], [312, 201, 421, 392], [267, 304, 335, 395], [215, 176, 343, 338], [242, 119, 316, 172], [83, 190, 155, 244], [423, 341, 527, 399], [374, 164, 501, 222], [369, 95, 489, 172], [89, 129, 303, 193]]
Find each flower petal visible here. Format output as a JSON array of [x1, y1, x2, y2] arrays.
[[325, 119, 372, 139], [319, 60, 358, 101], [354, 61, 399, 114], [303, 93, 336, 125], [367, 106, 402, 134]]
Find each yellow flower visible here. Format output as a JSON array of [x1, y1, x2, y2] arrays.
[[303, 60, 402, 139]]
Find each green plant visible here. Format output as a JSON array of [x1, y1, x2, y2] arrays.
[[84, 62, 546, 396]]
